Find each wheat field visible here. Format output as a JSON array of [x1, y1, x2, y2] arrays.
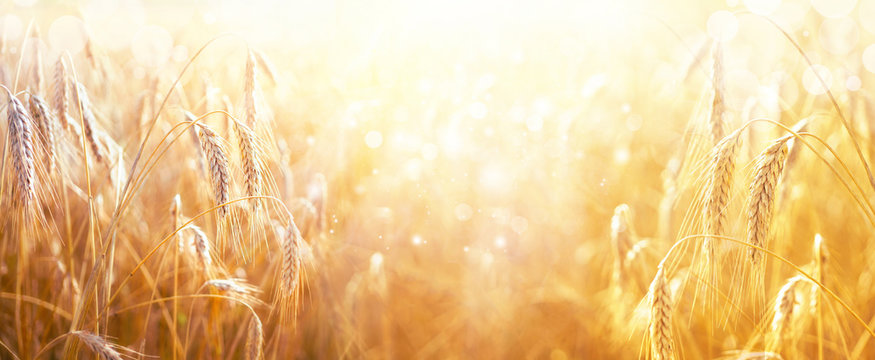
[[3, 0, 875, 359]]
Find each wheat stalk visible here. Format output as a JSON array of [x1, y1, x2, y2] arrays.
[[6, 91, 36, 207], [702, 130, 741, 261], [649, 265, 674, 360], [196, 123, 231, 218], [748, 137, 790, 265]]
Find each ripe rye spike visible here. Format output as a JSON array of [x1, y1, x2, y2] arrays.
[[748, 137, 790, 265], [649, 265, 674, 360], [7, 91, 36, 207], [196, 123, 231, 218], [702, 130, 741, 261]]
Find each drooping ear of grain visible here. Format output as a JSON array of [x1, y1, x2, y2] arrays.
[[649, 265, 674, 360], [73, 331, 123, 360], [28, 93, 57, 175], [708, 42, 726, 144], [747, 137, 790, 265], [702, 130, 741, 261], [7, 92, 36, 207], [196, 123, 231, 218], [246, 315, 265, 360]]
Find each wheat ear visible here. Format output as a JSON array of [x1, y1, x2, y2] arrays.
[[709, 42, 725, 143], [244, 50, 258, 126], [246, 315, 265, 360], [747, 137, 790, 265], [650, 265, 674, 360], [72, 331, 123, 360], [6, 91, 36, 207], [28, 93, 57, 175], [280, 219, 304, 322], [702, 130, 741, 261], [30, 26, 44, 94], [196, 123, 231, 218], [771, 276, 803, 345], [52, 56, 70, 131], [251, 48, 278, 86], [73, 82, 106, 163], [234, 120, 262, 207]]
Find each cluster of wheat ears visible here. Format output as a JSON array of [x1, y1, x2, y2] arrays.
[[0, 21, 323, 359], [8, 5, 875, 360]]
